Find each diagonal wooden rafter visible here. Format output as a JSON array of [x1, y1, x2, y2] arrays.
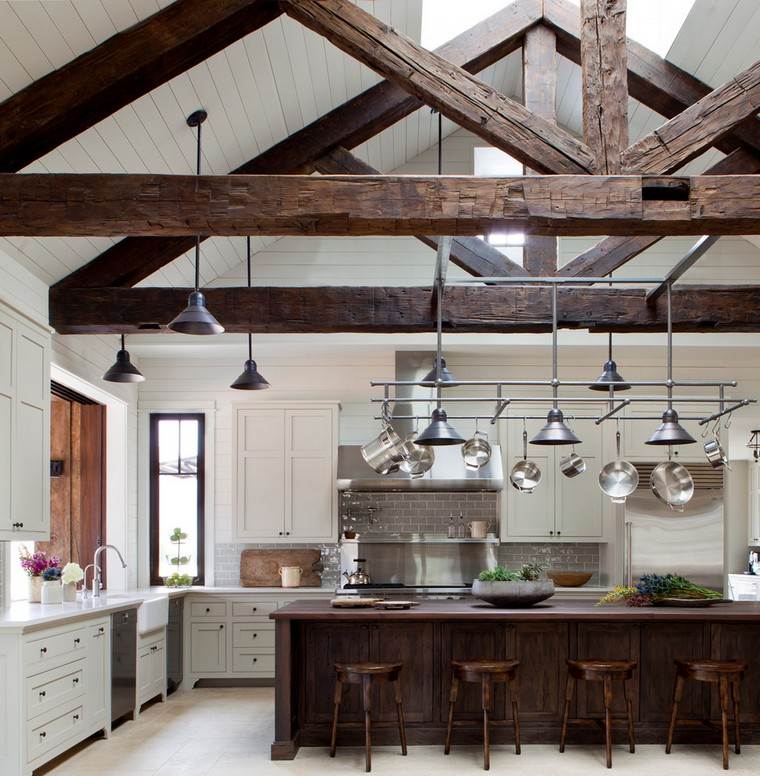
[[522, 25, 559, 275], [580, 0, 628, 174], [622, 58, 760, 174], [0, 0, 283, 173], [645, 236, 720, 304], [314, 146, 528, 279], [8, 173, 760, 238], [280, 0, 596, 175], [50, 285, 760, 336], [53, 0, 541, 292], [558, 147, 760, 277]]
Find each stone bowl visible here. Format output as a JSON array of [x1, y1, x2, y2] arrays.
[[547, 571, 593, 588], [471, 579, 555, 608]]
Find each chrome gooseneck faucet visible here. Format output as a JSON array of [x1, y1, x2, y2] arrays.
[[88, 544, 128, 598]]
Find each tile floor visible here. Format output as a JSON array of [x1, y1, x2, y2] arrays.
[[39, 686, 760, 776]]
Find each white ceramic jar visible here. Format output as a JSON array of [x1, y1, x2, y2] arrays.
[[279, 566, 303, 588], [41, 580, 63, 604]]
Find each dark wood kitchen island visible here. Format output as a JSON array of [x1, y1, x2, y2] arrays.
[[269, 598, 760, 758]]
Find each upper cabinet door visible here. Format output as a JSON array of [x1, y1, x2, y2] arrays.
[[285, 409, 336, 541], [236, 409, 286, 539]]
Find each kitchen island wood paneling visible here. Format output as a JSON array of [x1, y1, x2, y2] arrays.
[[270, 599, 760, 759]]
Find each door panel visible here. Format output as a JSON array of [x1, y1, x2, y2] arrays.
[[190, 623, 226, 673], [710, 623, 760, 722], [15, 401, 46, 532]]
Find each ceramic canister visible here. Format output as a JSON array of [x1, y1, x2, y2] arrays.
[[279, 566, 303, 588]]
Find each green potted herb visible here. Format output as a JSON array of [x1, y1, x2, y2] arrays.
[[472, 563, 555, 608]]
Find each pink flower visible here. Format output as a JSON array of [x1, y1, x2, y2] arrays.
[[19, 548, 62, 577]]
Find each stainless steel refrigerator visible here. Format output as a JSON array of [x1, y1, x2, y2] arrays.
[[624, 464, 724, 591]]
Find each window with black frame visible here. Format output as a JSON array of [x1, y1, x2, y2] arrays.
[[149, 414, 205, 586]]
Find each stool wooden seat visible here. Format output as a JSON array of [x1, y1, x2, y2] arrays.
[[666, 659, 748, 770], [560, 658, 637, 769], [330, 662, 407, 772], [444, 659, 521, 770]]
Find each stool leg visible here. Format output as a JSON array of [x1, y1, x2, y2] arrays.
[[719, 675, 730, 770], [330, 676, 343, 758], [393, 678, 408, 756], [731, 676, 742, 755], [623, 677, 635, 753], [481, 674, 492, 771], [603, 674, 613, 769], [444, 674, 459, 755], [362, 674, 372, 773], [559, 675, 575, 753], [666, 673, 684, 754], [508, 676, 521, 755]]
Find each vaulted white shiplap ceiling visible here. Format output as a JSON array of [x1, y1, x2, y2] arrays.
[[0, 0, 758, 289]]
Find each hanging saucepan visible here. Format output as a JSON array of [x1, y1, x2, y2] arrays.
[[598, 429, 639, 503], [650, 452, 694, 512], [559, 420, 585, 478], [703, 418, 730, 470], [462, 420, 492, 470], [510, 426, 542, 493], [399, 421, 435, 478], [361, 404, 408, 475]]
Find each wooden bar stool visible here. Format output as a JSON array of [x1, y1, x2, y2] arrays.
[[559, 658, 636, 769], [330, 661, 407, 772], [666, 659, 747, 770], [444, 659, 521, 771]]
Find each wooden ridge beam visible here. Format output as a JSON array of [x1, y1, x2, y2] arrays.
[[622, 58, 760, 174], [54, 0, 541, 291], [543, 0, 760, 162], [0, 0, 283, 173], [580, 0, 628, 174], [9, 173, 760, 238], [314, 146, 528, 278], [522, 25, 559, 275], [558, 147, 760, 278], [281, 0, 595, 174], [49, 285, 760, 335], [646, 236, 720, 304]]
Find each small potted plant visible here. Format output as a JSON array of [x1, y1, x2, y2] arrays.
[[19, 548, 61, 603], [163, 527, 194, 588], [472, 563, 555, 608], [61, 562, 84, 602]]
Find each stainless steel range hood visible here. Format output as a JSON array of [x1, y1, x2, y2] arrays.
[[336, 444, 504, 491]]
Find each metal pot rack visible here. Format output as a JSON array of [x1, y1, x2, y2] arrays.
[[368, 274, 755, 432]]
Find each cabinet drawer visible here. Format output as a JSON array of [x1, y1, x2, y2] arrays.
[[24, 626, 89, 671], [27, 702, 84, 762], [190, 601, 227, 618], [232, 623, 275, 649], [231, 601, 278, 618], [232, 649, 275, 673], [26, 659, 85, 720]]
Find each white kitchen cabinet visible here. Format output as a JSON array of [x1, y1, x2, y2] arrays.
[[136, 628, 166, 712], [0, 304, 50, 541], [749, 462, 760, 546], [234, 402, 339, 543], [190, 622, 226, 673], [502, 406, 607, 541], [620, 404, 706, 461]]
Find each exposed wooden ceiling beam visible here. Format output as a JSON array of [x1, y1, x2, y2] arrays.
[[544, 0, 760, 162], [50, 285, 760, 335], [314, 146, 528, 278], [558, 147, 760, 278], [580, 0, 628, 174], [281, 0, 595, 174], [622, 58, 760, 174], [0, 0, 282, 173], [53, 0, 540, 291], [645, 236, 720, 304], [522, 25, 559, 275], [8, 173, 760, 237]]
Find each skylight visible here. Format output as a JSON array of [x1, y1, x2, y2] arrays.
[[421, 0, 695, 58]]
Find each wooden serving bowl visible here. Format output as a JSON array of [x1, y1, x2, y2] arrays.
[[547, 571, 592, 587]]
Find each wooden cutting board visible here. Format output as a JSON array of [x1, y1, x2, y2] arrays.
[[240, 549, 322, 587]]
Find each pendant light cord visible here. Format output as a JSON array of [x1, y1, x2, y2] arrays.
[[120, 334, 125, 352], [194, 119, 202, 292], [551, 284, 558, 409], [247, 236, 253, 361], [437, 111, 442, 176], [667, 281, 673, 410], [435, 109, 443, 408]]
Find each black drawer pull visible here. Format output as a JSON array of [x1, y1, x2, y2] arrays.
[[205, 607, 210, 613], [74, 638, 81, 645], [252, 633, 257, 638], [40, 647, 47, 654], [39, 691, 46, 698], [253, 658, 258, 663], [98, 627, 105, 633], [73, 714, 79, 721], [219, 625, 224, 630], [252, 607, 257, 612], [73, 678, 79, 684], [39, 732, 46, 739]]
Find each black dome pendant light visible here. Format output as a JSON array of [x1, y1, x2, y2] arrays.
[[230, 237, 270, 391], [103, 334, 145, 383], [168, 110, 224, 336], [589, 332, 630, 391]]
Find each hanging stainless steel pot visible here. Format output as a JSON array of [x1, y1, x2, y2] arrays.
[[703, 420, 730, 470], [650, 459, 694, 511], [559, 436, 586, 479], [399, 431, 435, 478], [361, 423, 407, 475], [598, 430, 639, 503], [462, 427, 492, 470], [510, 428, 542, 493]]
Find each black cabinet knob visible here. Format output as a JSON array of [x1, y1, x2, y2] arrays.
[[556, 531, 562, 536], [205, 608, 210, 613], [39, 691, 46, 697], [40, 647, 47, 654], [219, 625, 224, 630], [253, 658, 258, 663], [549, 530, 554, 535], [253, 633, 258, 638], [74, 638, 81, 645], [73, 714, 79, 721], [73, 678, 79, 684], [40, 732, 46, 739]]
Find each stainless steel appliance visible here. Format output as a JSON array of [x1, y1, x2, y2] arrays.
[[111, 609, 136, 723], [624, 463, 724, 590]]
